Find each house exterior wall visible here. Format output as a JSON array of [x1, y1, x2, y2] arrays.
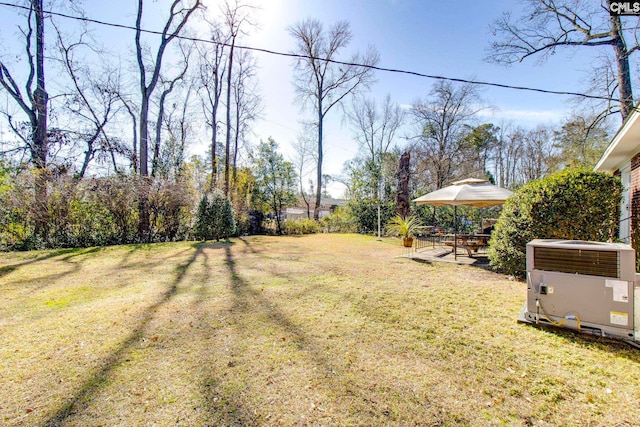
[[285, 208, 331, 220], [630, 153, 640, 247], [284, 199, 344, 220], [619, 165, 631, 243], [594, 109, 640, 270]]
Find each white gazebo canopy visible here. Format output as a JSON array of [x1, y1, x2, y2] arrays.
[[413, 178, 513, 208]]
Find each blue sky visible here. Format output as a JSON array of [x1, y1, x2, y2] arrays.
[[0, 0, 607, 195], [239, 0, 601, 193]]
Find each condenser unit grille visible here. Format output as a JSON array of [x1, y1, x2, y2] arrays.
[[533, 247, 619, 278]]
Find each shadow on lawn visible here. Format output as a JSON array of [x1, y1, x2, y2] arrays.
[[521, 322, 640, 362], [237, 236, 261, 254], [116, 243, 194, 274], [0, 247, 79, 278], [206, 244, 366, 424], [41, 244, 207, 427], [1, 247, 105, 296], [224, 244, 338, 375]]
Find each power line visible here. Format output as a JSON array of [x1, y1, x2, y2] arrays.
[[0, 0, 621, 103]]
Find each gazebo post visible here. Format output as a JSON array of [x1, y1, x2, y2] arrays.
[[454, 205, 458, 260]]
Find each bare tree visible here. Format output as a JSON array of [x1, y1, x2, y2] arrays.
[[196, 23, 227, 189], [519, 125, 559, 182], [488, 0, 639, 120], [0, 0, 49, 236], [289, 18, 379, 219], [111, 90, 139, 172], [458, 123, 499, 180], [134, 0, 200, 239], [53, 24, 126, 178], [292, 123, 318, 218], [554, 114, 611, 168], [505, 129, 525, 188], [493, 123, 521, 188], [348, 94, 404, 199], [231, 49, 261, 188], [411, 81, 484, 190], [222, 0, 254, 197], [491, 124, 559, 188], [151, 42, 192, 178], [159, 82, 194, 179]]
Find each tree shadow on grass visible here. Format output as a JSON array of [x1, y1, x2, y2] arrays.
[[184, 242, 261, 427], [116, 244, 194, 273], [41, 244, 206, 427], [0, 248, 79, 278], [223, 244, 337, 374], [2, 248, 107, 299], [237, 236, 261, 254], [201, 244, 366, 424]]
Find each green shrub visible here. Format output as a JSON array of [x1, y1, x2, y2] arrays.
[[67, 196, 114, 247], [91, 175, 140, 245], [46, 176, 80, 248], [321, 206, 358, 233], [148, 178, 194, 242], [0, 166, 33, 250], [282, 218, 321, 235], [0, 170, 197, 249], [46, 174, 140, 248], [194, 190, 236, 241], [488, 169, 622, 277], [348, 198, 397, 234]]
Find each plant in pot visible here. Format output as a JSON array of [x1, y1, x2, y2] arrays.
[[386, 215, 424, 247]]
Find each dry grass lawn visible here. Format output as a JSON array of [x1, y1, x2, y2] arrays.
[[0, 233, 639, 426]]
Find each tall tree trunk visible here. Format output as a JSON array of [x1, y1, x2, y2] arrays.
[[609, 8, 634, 121], [224, 36, 235, 197], [232, 104, 240, 194], [78, 136, 97, 179], [210, 109, 218, 188], [33, 0, 48, 238], [396, 151, 410, 218], [139, 98, 150, 176], [0, 0, 50, 238], [138, 96, 151, 240], [151, 95, 165, 178], [315, 106, 323, 220], [301, 183, 311, 219]]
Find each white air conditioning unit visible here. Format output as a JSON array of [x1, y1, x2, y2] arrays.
[[520, 239, 639, 346]]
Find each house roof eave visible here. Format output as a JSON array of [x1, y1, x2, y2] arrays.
[[595, 108, 640, 173]]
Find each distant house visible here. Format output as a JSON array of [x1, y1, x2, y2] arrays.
[[284, 198, 346, 220], [594, 109, 640, 243]]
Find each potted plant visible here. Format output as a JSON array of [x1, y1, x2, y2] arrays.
[[386, 215, 424, 247]]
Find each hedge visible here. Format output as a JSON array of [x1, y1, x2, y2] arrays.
[[488, 169, 622, 277]]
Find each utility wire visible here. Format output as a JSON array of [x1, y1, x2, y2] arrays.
[[0, 1, 621, 103]]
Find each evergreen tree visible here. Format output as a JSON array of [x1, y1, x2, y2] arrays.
[[194, 190, 236, 241]]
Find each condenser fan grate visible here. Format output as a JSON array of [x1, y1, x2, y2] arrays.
[[533, 247, 619, 278]]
